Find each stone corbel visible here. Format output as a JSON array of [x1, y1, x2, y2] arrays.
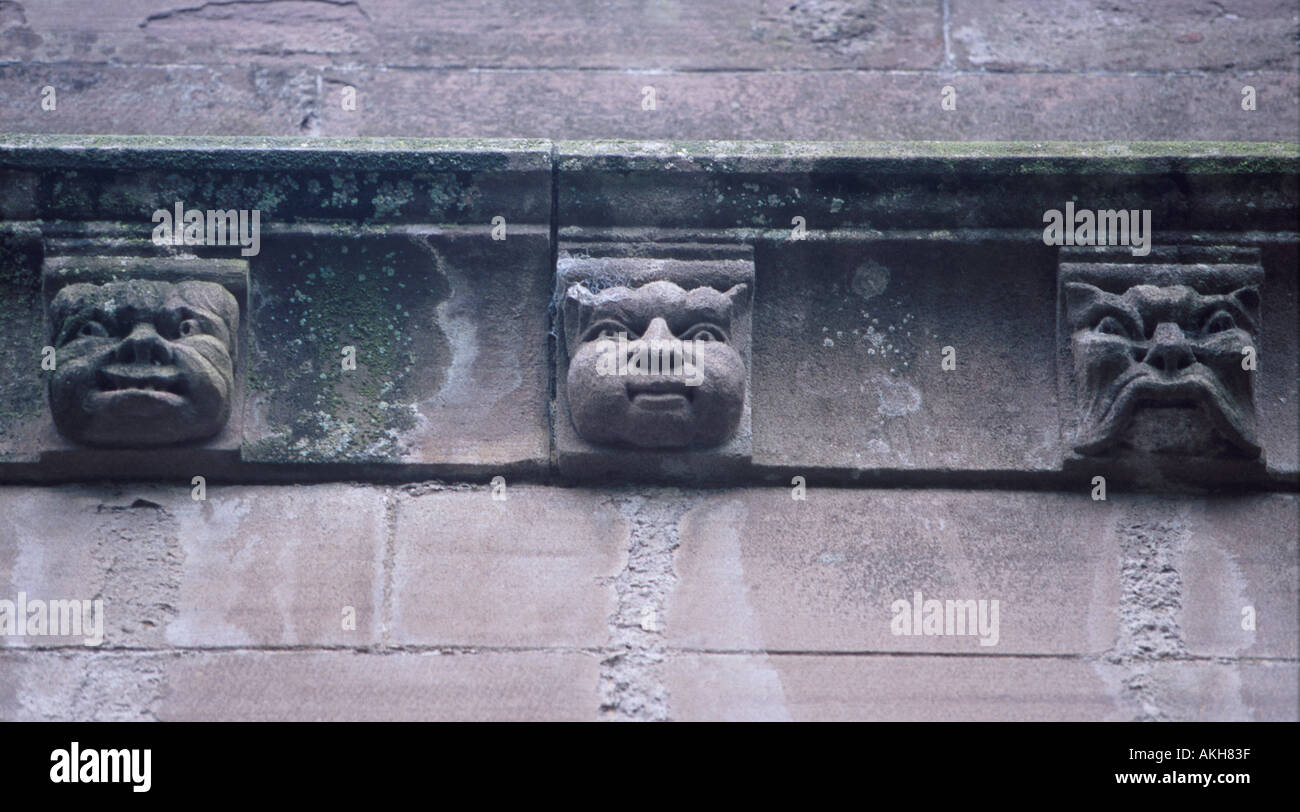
[[1057, 245, 1266, 483], [553, 243, 754, 480], [41, 253, 248, 460]]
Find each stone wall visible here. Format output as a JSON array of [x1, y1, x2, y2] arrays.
[[3, 0, 1299, 723], [2, 484, 1295, 720], [2, 1, 1297, 141], [0, 136, 1296, 720]]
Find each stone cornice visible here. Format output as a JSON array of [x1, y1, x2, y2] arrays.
[[0, 137, 1295, 490]]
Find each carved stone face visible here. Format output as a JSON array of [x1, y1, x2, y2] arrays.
[[564, 280, 747, 449], [48, 280, 240, 447], [1065, 281, 1260, 457]]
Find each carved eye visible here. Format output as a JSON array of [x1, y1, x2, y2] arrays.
[[584, 321, 633, 342], [1203, 310, 1236, 335], [1095, 316, 1131, 338], [179, 319, 201, 337], [78, 321, 108, 338], [681, 324, 728, 343]]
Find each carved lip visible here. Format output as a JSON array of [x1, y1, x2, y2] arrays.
[[626, 378, 694, 410], [87, 388, 188, 408], [1120, 376, 1209, 405], [96, 366, 189, 397]]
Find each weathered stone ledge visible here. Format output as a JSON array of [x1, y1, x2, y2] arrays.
[[2, 136, 1296, 490]]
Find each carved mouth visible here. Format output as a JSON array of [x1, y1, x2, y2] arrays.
[[1098, 370, 1211, 419], [1121, 377, 1209, 405], [95, 366, 190, 398], [1077, 370, 1258, 457], [626, 378, 694, 411]]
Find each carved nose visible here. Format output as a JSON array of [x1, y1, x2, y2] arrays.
[[1143, 321, 1194, 373], [640, 317, 674, 342], [116, 323, 173, 365]]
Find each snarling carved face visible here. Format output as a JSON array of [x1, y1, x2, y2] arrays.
[[1065, 282, 1260, 457], [564, 280, 748, 449], [48, 280, 240, 447]]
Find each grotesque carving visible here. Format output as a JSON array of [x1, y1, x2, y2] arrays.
[[563, 279, 749, 449], [48, 279, 240, 447], [1064, 276, 1261, 458]]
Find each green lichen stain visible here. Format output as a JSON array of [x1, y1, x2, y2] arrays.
[[0, 233, 47, 456], [370, 176, 414, 219], [34, 161, 492, 225], [245, 234, 451, 463]]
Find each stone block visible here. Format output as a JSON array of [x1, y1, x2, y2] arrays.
[[1147, 660, 1298, 721], [952, 0, 1300, 72], [5, 1, 942, 70], [0, 649, 602, 721], [318, 69, 1299, 140], [157, 650, 600, 721], [390, 486, 627, 647], [668, 489, 1122, 655], [0, 63, 315, 136], [0, 650, 170, 721], [241, 228, 552, 469], [665, 653, 1123, 721], [0, 484, 387, 648], [752, 239, 1063, 472], [1179, 493, 1298, 659]]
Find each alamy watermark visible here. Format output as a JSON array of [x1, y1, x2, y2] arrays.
[[50, 742, 151, 792], [0, 592, 104, 646], [151, 201, 261, 257], [591, 332, 707, 387], [890, 590, 1000, 646], [1042, 202, 1151, 256]]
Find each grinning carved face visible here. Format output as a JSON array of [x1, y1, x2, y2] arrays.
[[564, 280, 748, 449], [1065, 281, 1260, 458], [48, 280, 240, 447]]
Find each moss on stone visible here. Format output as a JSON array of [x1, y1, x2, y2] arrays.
[[0, 233, 47, 452], [244, 235, 449, 463]]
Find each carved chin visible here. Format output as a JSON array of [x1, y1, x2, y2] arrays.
[[1075, 373, 1259, 458], [78, 392, 229, 446]]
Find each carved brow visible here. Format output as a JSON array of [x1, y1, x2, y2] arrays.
[[679, 321, 731, 342], [53, 305, 113, 344], [1072, 300, 1143, 337], [581, 318, 637, 340], [672, 307, 732, 330], [1192, 296, 1257, 334], [54, 314, 95, 346]]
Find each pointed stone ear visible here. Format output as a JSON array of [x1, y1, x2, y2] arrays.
[[1229, 286, 1261, 329], [1064, 282, 1105, 326], [563, 283, 596, 355], [722, 283, 750, 314]]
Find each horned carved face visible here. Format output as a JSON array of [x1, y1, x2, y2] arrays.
[[563, 280, 748, 449], [1065, 281, 1260, 458], [48, 280, 240, 447]]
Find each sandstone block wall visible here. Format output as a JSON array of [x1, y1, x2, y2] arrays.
[[1, 1, 1297, 721], [1, 1, 1297, 140]]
